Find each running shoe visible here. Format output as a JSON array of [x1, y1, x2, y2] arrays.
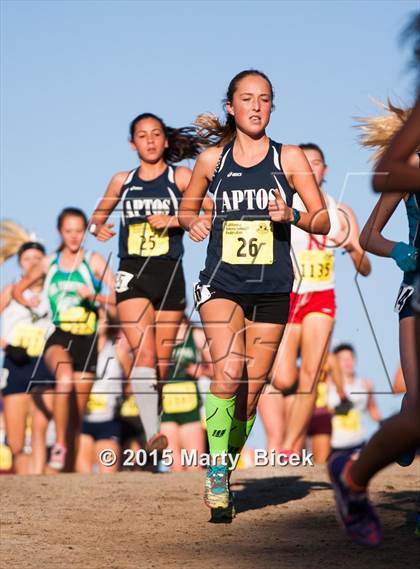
[[145, 432, 168, 453], [48, 443, 67, 471], [396, 449, 416, 467], [328, 451, 382, 546], [210, 491, 236, 523], [204, 462, 230, 509]]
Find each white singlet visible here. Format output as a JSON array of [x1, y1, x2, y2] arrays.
[[291, 192, 341, 294]]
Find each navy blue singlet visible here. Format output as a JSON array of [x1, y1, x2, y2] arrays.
[[118, 166, 184, 261], [199, 140, 295, 293]]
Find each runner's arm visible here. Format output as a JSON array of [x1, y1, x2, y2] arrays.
[[178, 147, 221, 240], [11, 264, 47, 308], [88, 252, 116, 306], [359, 192, 405, 257], [90, 171, 129, 240], [392, 367, 406, 394], [337, 204, 371, 276], [0, 284, 13, 315], [280, 145, 330, 234]]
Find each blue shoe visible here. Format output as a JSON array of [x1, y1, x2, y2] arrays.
[[328, 452, 382, 546], [396, 449, 416, 467], [204, 464, 229, 509], [210, 491, 236, 523]]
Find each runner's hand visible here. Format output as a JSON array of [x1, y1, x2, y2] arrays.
[[189, 217, 211, 242], [390, 242, 419, 272], [77, 285, 94, 300], [26, 295, 41, 309], [96, 223, 116, 241], [268, 189, 293, 222], [148, 215, 171, 230]]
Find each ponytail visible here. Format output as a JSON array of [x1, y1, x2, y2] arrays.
[[355, 99, 415, 162], [129, 113, 210, 163], [0, 220, 45, 265]]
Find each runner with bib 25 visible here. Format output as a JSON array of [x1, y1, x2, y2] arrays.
[[90, 113, 211, 452]]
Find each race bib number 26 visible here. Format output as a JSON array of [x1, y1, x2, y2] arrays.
[[222, 220, 273, 265]]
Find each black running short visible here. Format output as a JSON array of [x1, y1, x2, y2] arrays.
[[81, 419, 121, 442], [115, 257, 186, 311], [193, 282, 290, 324], [1, 355, 55, 396], [44, 328, 98, 373]]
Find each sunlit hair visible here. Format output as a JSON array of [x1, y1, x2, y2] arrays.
[[355, 99, 415, 162], [129, 113, 209, 163], [0, 220, 45, 265], [195, 69, 274, 147]]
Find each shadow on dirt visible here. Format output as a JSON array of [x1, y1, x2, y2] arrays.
[[231, 475, 330, 514]]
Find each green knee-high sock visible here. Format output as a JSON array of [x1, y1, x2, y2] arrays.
[[205, 392, 236, 456], [228, 415, 256, 463]]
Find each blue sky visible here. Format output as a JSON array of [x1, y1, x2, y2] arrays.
[[1, 0, 419, 421]]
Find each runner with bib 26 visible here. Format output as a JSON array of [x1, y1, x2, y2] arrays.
[[179, 69, 330, 520]]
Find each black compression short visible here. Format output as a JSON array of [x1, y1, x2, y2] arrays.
[[115, 257, 186, 311], [193, 282, 290, 324]]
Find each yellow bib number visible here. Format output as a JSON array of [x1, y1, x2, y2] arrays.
[[315, 381, 328, 408], [120, 395, 139, 418], [87, 394, 108, 414], [128, 222, 169, 257], [12, 324, 46, 357], [334, 409, 361, 432], [162, 381, 198, 414], [298, 250, 334, 283], [222, 220, 273, 265], [59, 307, 96, 335]]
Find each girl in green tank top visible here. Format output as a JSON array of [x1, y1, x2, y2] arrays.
[[13, 208, 115, 472]]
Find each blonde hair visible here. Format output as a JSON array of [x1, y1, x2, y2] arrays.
[[194, 112, 236, 147], [0, 220, 32, 264], [355, 99, 415, 162]]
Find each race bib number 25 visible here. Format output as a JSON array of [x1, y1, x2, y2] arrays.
[[128, 222, 169, 257]]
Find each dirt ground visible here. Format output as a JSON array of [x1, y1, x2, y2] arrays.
[[1, 462, 419, 569]]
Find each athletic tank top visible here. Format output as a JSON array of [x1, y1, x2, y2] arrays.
[[403, 193, 420, 285], [44, 252, 101, 335], [291, 193, 341, 293], [162, 327, 200, 415], [1, 289, 51, 357], [329, 377, 369, 449], [84, 340, 123, 423], [118, 166, 184, 261], [199, 140, 295, 293]]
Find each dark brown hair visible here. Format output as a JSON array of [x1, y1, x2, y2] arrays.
[[57, 207, 88, 251], [129, 113, 207, 163]]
